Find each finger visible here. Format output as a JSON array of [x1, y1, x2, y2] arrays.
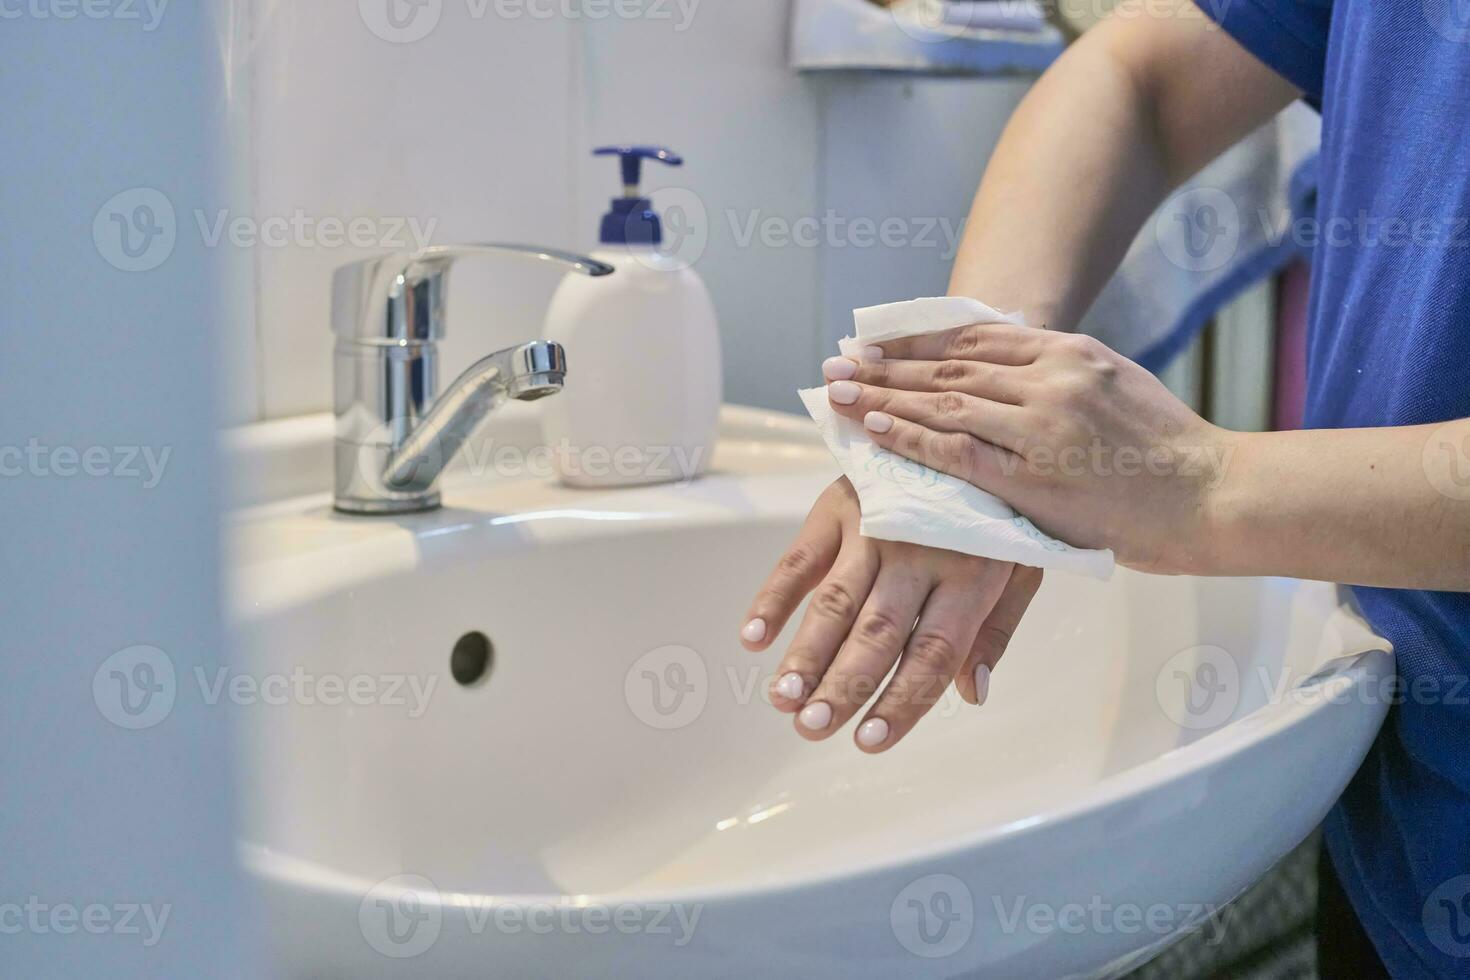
[[741, 491, 844, 651], [860, 411, 1022, 499], [795, 562, 929, 740], [857, 564, 1013, 752], [877, 321, 1043, 365], [768, 540, 880, 712], [823, 354, 1026, 405], [827, 381, 1030, 453], [959, 565, 1044, 706]]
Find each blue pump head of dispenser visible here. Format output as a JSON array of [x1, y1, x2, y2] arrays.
[[594, 145, 683, 246]]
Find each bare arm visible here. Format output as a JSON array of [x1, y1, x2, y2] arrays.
[[946, 1, 1299, 329], [821, 3, 1470, 592], [1209, 422, 1470, 589]]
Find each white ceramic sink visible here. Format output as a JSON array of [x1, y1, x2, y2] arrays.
[[225, 405, 1391, 979]]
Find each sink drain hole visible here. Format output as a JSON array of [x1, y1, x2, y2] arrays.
[[451, 632, 494, 687]]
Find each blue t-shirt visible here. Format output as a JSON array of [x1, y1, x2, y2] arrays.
[[1197, 0, 1470, 974]]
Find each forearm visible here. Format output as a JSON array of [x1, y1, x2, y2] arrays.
[[946, 4, 1299, 330], [946, 32, 1170, 329], [1209, 422, 1470, 590]]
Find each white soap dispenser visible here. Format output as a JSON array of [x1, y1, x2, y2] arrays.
[[541, 145, 722, 487]]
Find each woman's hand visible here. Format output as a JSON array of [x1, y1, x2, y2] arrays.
[[740, 478, 1042, 752], [822, 323, 1238, 575]]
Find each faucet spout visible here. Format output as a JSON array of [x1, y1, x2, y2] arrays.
[[382, 341, 566, 495], [330, 243, 611, 514]]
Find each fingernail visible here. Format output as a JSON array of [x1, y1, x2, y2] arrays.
[[864, 411, 893, 433], [857, 717, 890, 748], [798, 701, 832, 731], [974, 663, 991, 707], [828, 380, 860, 405], [741, 618, 767, 643], [775, 672, 805, 701], [822, 356, 857, 381], [860, 346, 884, 362]]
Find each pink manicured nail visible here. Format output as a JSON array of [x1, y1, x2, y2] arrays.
[[822, 356, 857, 381], [741, 618, 767, 643], [828, 380, 860, 405], [775, 672, 805, 701], [974, 663, 992, 706], [799, 701, 833, 731], [857, 717, 890, 748], [864, 411, 894, 433], [860, 346, 884, 362]]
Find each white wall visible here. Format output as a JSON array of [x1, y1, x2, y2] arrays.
[[1, 1, 254, 976], [228, 0, 1034, 425], [815, 75, 1030, 347]]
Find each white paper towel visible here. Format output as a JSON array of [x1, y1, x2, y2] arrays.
[[801, 296, 1116, 580]]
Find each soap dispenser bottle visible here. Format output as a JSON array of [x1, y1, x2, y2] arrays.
[[541, 145, 723, 487]]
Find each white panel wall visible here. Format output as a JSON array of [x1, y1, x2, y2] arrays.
[[1, 1, 253, 976], [230, 0, 1035, 423], [249, 0, 581, 420], [815, 75, 1030, 350]]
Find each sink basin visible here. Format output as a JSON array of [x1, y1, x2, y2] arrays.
[[225, 405, 1391, 979]]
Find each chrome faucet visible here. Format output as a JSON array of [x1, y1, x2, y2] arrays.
[[330, 244, 615, 514]]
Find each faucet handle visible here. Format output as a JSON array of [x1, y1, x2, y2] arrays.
[[331, 243, 615, 344]]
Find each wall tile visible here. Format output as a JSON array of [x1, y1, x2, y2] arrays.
[[218, 0, 260, 426], [251, 0, 578, 419]]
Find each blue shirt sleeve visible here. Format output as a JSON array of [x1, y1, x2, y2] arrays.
[[1194, 0, 1332, 102]]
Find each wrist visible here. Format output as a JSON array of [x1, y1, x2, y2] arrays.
[[945, 285, 1066, 332], [1194, 428, 1266, 576]]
